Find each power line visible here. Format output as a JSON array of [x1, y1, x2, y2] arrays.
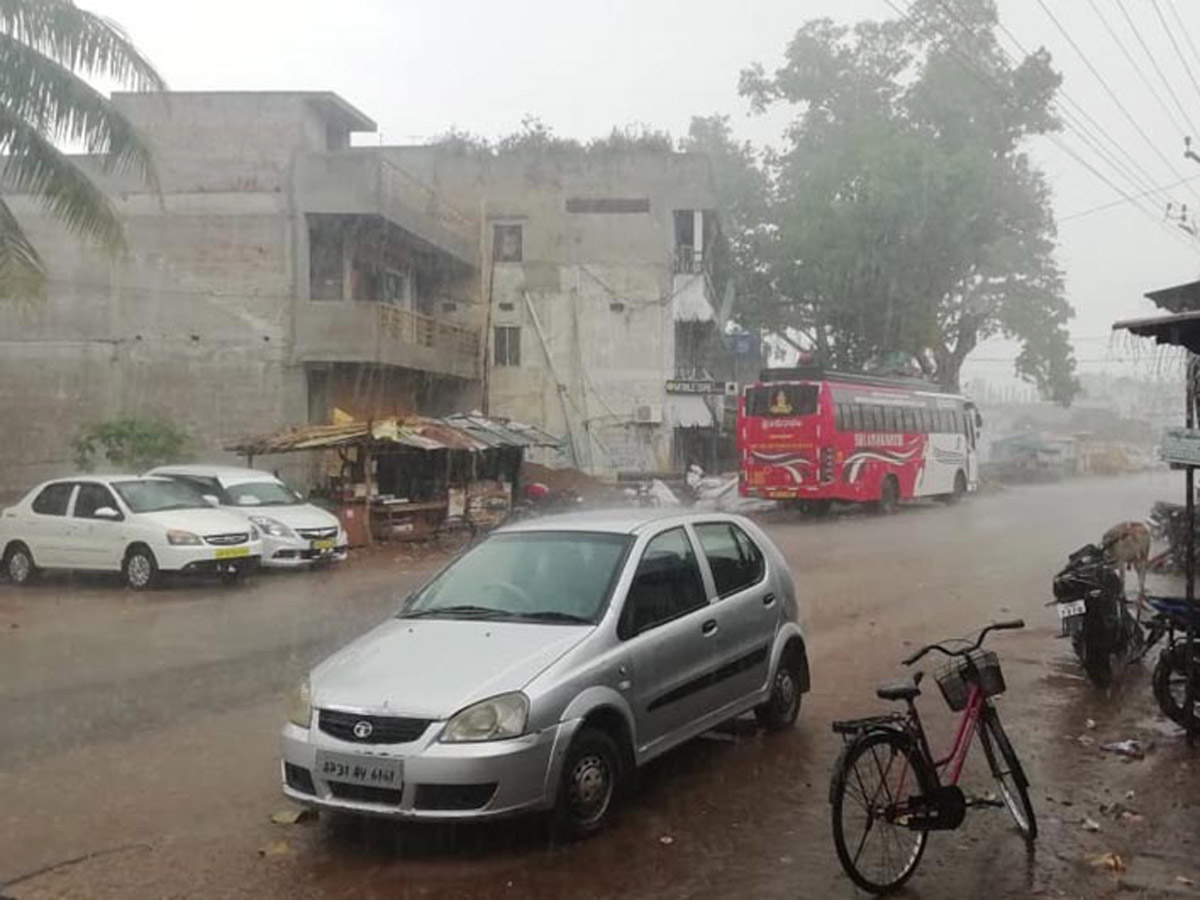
[[1115, 0, 1200, 139], [1166, 0, 1200, 85], [1150, 0, 1200, 110], [981, 5, 1186, 212], [1035, 0, 1200, 205], [1086, 0, 1188, 138], [1059, 172, 1200, 222], [927, 0, 1196, 243]]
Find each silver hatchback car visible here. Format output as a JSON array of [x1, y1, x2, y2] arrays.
[[280, 509, 809, 835]]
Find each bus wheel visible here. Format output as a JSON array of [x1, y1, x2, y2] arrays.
[[809, 499, 832, 518], [875, 476, 900, 515], [946, 471, 967, 504]]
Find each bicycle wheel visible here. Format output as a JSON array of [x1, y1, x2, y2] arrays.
[[978, 707, 1037, 842], [831, 729, 934, 894]]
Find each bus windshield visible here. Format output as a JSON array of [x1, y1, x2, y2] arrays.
[[745, 384, 819, 418]]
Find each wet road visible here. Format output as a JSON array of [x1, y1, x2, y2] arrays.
[[2, 472, 1198, 899]]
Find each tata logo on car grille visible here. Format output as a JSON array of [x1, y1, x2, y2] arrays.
[[352, 720, 374, 740]]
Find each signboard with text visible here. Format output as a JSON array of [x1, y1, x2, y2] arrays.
[[1161, 427, 1200, 467], [666, 379, 738, 396]]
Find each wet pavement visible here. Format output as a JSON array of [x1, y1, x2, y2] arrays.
[[2, 472, 1199, 898]]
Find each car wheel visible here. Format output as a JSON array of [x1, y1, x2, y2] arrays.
[[552, 727, 623, 840], [755, 652, 804, 731], [4, 543, 37, 586], [123, 546, 158, 591]]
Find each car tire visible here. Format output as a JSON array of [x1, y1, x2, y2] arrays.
[[551, 727, 624, 840], [123, 545, 159, 591], [755, 651, 804, 731], [4, 543, 37, 586]]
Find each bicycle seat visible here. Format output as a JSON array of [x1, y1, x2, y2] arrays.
[[876, 671, 924, 702]]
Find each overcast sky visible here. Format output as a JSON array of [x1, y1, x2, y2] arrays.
[[88, 0, 1200, 390]]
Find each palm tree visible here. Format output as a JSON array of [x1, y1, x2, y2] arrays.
[[0, 0, 164, 299]]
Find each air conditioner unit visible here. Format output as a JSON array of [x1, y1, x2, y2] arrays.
[[633, 404, 662, 424]]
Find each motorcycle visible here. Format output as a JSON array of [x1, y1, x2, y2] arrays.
[[1142, 594, 1200, 728], [1052, 543, 1146, 687]]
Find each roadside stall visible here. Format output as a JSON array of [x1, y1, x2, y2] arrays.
[[226, 414, 559, 546], [1114, 279, 1200, 745]]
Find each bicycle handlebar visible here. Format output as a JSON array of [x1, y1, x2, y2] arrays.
[[901, 619, 1025, 666]]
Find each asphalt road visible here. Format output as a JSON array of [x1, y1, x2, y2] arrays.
[[2, 471, 1198, 899]]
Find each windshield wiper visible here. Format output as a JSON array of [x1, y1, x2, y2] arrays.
[[400, 604, 510, 620], [509, 610, 594, 624]]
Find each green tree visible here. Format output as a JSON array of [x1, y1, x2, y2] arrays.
[[731, 0, 1078, 401], [0, 0, 164, 300], [71, 417, 189, 472]]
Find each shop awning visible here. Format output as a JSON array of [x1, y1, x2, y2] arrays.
[[227, 414, 562, 457], [1112, 309, 1200, 354]]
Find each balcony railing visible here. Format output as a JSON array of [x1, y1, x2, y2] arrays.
[[294, 300, 480, 381]]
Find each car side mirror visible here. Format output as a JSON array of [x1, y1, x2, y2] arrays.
[[94, 506, 121, 521], [202, 494, 220, 507]]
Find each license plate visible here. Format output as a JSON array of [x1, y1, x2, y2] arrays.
[[311, 539, 336, 552], [314, 751, 402, 788], [214, 546, 249, 560], [1057, 600, 1086, 619]]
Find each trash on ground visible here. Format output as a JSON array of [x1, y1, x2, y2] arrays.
[[258, 839, 290, 858], [1085, 718, 1097, 730], [1177, 875, 1196, 887], [1076, 735, 1095, 746], [1082, 817, 1101, 832], [1100, 739, 1145, 760], [270, 808, 315, 826], [1088, 852, 1126, 873], [658, 834, 675, 846]]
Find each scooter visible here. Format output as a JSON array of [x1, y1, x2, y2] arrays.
[[1052, 543, 1145, 687]]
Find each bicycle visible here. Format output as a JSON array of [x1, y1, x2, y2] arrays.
[[828, 620, 1036, 895]]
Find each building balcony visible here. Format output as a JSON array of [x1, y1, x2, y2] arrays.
[[294, 301, 480, 380], [296, 151, 477, 266]]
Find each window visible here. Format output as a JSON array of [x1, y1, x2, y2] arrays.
[[835, 403, 847, 431], [225, 481, 303, 507], [112, 480, 207, 513], [745, 384, 819, 418], [31, 482, 73, 516], [493, 224, 523, 262], [73, 483, 120, 519], [850, 404, 865, 431], [620, 528, 707, 638], [494, 325, 521, 367], [881, 406, 899, 432], [694, 523, 766, 598], [565, 197, 650, 214]]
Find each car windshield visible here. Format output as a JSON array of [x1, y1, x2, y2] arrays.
[[113, 479, 208, 513], [225, 481, 303, 507], [401, 532, 632, 624]]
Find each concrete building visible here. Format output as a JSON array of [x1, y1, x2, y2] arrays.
[[0, 92, 481, 496], [391, 146, 742, 476]]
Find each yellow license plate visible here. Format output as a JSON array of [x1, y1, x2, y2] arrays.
[[312, 539, 336, 551], [214, 546, 249, 560]]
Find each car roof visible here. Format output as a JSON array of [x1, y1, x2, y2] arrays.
[[497, 507, 745, 536], [148, 464, 280, 486]]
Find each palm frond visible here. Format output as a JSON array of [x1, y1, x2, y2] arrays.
[[0, 196, 46, 299], [0, 33, 157, 185], [0, 102, 124, 253], [0, 0, 163, 92]]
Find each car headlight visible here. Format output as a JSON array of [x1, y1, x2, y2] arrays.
[[167, 529, 202, 546], [288, 679, 312, 728], [249, 515, 292, 538], [440, 692, 529, 743]]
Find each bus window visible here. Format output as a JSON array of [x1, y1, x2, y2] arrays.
[[884, 407, 901, 432], [835, 403, 847, 430], [849, 404, 864, 430], [745, 384, 819, 418]]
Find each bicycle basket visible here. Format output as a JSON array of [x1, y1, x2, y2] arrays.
[[934, 649, 1006, 711]]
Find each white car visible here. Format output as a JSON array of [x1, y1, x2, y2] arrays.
[[147, 465, 348, 569], [0, 475, 263, 589]]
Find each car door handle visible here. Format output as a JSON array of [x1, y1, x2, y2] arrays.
[[763, 593, 777, 607], [701, 619, 718, 636]]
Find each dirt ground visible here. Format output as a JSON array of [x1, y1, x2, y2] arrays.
[[1, 471, 1199, 899]]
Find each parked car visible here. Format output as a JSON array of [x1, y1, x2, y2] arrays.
[[147, 465, 348, 568], [280, 509, 809, 836], [1, 475, 263, 589]]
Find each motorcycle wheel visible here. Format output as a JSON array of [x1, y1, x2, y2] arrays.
[[1152, 645, 1200, 728]]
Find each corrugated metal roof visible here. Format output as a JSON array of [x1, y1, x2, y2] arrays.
[[227, 414, 561, 456], [1113, 309, 1200, 354]]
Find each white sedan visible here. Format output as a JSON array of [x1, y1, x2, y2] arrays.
[[0, 475, 263, 589], [147, 465, 348, 569]]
